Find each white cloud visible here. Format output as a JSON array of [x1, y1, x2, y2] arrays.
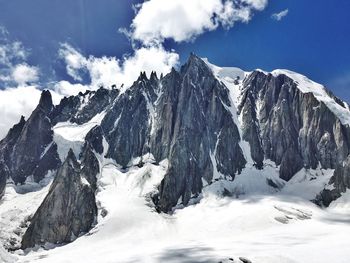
[[271, 9, 289, 21], [0, 86, 41, 139], [0, 85, 63, 139], [0, 26, 36, 87], [0, 0, 268, 139], [58, 44, 179, 91], [53, 81, 90, 97], [0, 27, 59, 139], [12, 64, 39, 85], [129, 0, 268, 45], [0, 27, 27, 67]]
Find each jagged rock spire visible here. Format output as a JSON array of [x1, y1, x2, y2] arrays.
[[21, 148, 97, 249], [38, 90, 53, 113]]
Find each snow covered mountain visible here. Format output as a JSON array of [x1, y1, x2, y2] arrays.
[[1, 54, 350, 262]]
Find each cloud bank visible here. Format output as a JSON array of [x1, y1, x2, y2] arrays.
[[58, 43, 179, 91]]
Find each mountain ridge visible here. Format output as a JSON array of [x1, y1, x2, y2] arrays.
[[0, 54, 350, 251]]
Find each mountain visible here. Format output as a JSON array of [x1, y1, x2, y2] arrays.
[[0, 54, 350, 256]]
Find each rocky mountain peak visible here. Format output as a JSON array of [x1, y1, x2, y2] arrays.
[[137, 71, 148, 81], [180, 53, 212, 77], [21, 147, 97, 249], [64, 149, 79, 170], [38, 90, 53, 113]]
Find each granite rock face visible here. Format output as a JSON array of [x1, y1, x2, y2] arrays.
[[316, 156, 350, 206], [101, 55, 246, 211], [84, 125, 104, 155], [21, 149, 98, 249], [0, 162, 8, 199], [50, 87, 119, 125], [238, 72, 350, 181], [80, 143, 100, 190], [0, 91, 61, 187], [2, 54, 350, 221]]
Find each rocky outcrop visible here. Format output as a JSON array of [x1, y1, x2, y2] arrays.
[[0, 115, 26, 197], [21, 149, 97, 249], [101, 54, 246, 212], [1, 54, 350, 213], [316, 156, 350, 206], [0, 162, 8, 198], [238, 71, 350, 181], [154, 56, 245, 211], [80, 143, 100, 190], [84, 125, 105, 155], [50, 87, 119, 125], [0, 91, 61, 186]]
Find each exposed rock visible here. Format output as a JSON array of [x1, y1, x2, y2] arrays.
[[239, 257, 252, 263], [21, 149, 97, 249], [316, 156, 350, 206], [1, 54, 350, 212], [84, 125, 104, 155], [238, 71, 350, 181], [50, 87, 119, 125], [80, 143, 100, 190], [0, 91, 61, 185], [101, 54, 246, 212], [0, 162, 8, 199]]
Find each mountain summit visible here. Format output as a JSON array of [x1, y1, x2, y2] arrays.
[[0, 55, 350, 252]]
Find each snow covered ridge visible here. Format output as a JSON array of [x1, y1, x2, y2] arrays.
[[271, 69, 350, 125], [204, 58, 350, 126]]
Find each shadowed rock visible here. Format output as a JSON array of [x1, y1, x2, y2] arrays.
[[0, 91, 61, 186], [101, 54, 246, 212], [0, 162, 8, 198], [316, 156, 350, 206], [238, 71, 350, 181], [21, 149, 97, 249], [80, 143, 100, 190]]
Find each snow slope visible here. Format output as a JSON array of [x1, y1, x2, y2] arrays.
[[0, 119, 345, 263], [11, 173, 350, 263], [53, 111, 106, 160], [0, 120, 348, 263], [0, 181, 52, 250]]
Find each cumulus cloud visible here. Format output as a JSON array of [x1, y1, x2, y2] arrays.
[[58, 43, 179, 90], [12, 64, 39, 85], [53, 81, 90, 97], [0, 86, 41, 139], [56, 0, 268, 94], [0, 27, 59, 139], [129, 0, 268, 44], [0, 0, 269, 139], [271, 9, 289, 21], [0, 26, 38, 87]]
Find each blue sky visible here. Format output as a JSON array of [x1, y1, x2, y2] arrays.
[[0, 0, 350, 101]]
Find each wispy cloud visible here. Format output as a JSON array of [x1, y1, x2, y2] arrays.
[[271, 9, 289, 21], [0, 26, 37, 86]]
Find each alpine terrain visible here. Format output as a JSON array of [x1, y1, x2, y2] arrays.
[[0, 54, 350, 263]]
